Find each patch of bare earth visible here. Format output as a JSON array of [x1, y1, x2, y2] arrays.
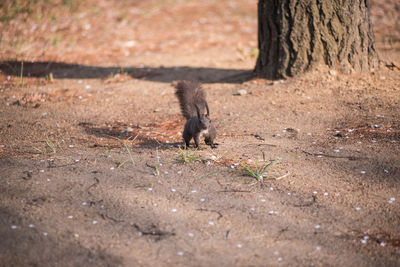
[[1, 0, 399, 266]]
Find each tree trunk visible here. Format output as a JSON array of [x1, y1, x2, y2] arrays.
[[255, 0, 379, 79]]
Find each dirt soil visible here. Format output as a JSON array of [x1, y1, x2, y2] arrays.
[[1, 0, 400, 266]]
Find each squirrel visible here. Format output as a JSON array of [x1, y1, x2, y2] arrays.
[[174, 80, 217, 149]]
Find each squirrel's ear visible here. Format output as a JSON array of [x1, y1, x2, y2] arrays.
[[205, 101, 210, 116], [195, 104, 201, 119]]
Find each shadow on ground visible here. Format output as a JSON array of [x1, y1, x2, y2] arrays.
[[0, 61, 254, 84]]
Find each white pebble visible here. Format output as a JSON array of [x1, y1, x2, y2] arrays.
[[67, 215, 73, 219], [164, 171, 169, 174], [68, 145, 74, 148], [82, 202, 87, 206], [11, 225, 17, 229], [360, 239, 367, 244], [316, 246, 321, 251], [355, 207, 361, 211], [268, 210, 274, 215], [237, 243, 243, 248], [380, 242, 386, 247], [314, 224, 321, 229], [287, 192, 291, 196], [188, 232, 194, 237], [177, 171, 182, 175], [260, 199, 266, 202], [110, 167, 115, 170], [208, 221, 214, 226], [273, 251, 279, 255], [384, 169, 389, 173], [74, 233, 79, 238], [28, 224, 35, 228], [171, 188, 176, 192], [313, 191, 318, 195], [177, 251, 184, 256], [46, 178, 51, 182], [277, 257, 283, 262], [39, 169, 45, 173], [360, 170, 366, 174], [269, 187, 274, 191], [200, 198, 205, 202], [43, 232, 48, 236], [92, 220, 98, 225], [148, 188, 153, 191], [74, 159, 80, 162], [191, 190, 197, 193], [323, 192, 328, 196], [171, 209, 177, 212], [333, 149, 340, 153]]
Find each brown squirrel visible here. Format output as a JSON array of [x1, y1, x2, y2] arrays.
[[174, 80, 217, 149]]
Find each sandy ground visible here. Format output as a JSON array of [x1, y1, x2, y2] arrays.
[[1, 0, 399, 266]]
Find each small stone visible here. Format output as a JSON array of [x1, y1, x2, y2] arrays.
[[316, 246, 321, 251], [235, 89, 247, 96], [188, 232, 194, 237], [329, 69, 337, 76], [171, 188, 176, 192], [360, 170, 366, 174], [110, 167, 115, 170], [208, 221, 214, 226], [177, 251, 184, 256], [380, 242, 386, 247], [314, 224, 321, 229], [67, 215, 73, 219], [237, 243, 243, 248], [43, 232, 48, 236], [28, 224, 35, 228], [171, 209, 177, 212], [200, 197, 206, 202], [11, 225, 17, 229], [92, 220, 98, 225], [355, 207, 361, 211]]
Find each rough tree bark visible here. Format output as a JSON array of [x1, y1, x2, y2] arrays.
[[255, 0, 379, 79]]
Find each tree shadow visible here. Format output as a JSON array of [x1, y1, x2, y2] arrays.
[[0, 60, 254, 84], [78, 122, 182, 150]]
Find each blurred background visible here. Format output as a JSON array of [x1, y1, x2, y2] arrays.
[[0, 0, 399, 66]]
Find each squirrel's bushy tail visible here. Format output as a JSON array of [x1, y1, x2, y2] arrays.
[[174, 80, 206, 120]]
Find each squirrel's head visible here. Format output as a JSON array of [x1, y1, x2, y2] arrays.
[[195, 104, 212, 130]]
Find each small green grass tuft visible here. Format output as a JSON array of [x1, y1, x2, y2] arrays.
[[155, 148, 161, 176], [239, 158, 281, 181], [174, 147, 201, 164], [19, 61, 24, 86], [44, 136, 57, 153]]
